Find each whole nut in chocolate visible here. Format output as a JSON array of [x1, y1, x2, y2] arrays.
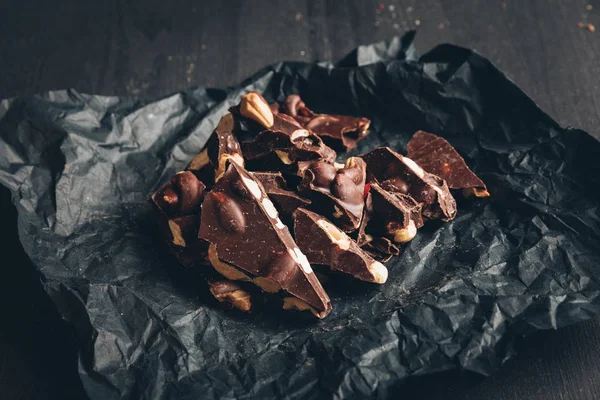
[[151, 93, 489, 319]]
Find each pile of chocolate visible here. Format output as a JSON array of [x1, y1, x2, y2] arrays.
[[150, 92, 489, 319]]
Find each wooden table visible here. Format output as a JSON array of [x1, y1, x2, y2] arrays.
[[1, 1, 599, 399]]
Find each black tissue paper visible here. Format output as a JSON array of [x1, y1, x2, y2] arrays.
[[1, 32, 600, 399]]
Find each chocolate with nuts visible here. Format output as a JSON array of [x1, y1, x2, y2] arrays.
[[282, 94, 371, 151], [361, 147, 457, 221], [355, 192, 400, 262], [407, 131, 490, 197], [234, 91, 304, 135], [298, 157, 367, 232], [294, 208, 388, 284], [369, 182, 423, 244], [151, 171, 206, 218], [199, 161, 332, 318], [209, 280, 253, 312], [252, 172, 311, 227]]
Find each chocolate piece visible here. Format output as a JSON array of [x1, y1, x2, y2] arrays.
[[233, 92, 303, 135], [151, 171, 206, 218], [407, 130, 490, 197], [298, 157, 367, 232], [241, 128, 337, 171], [361, 147, 457, 221], [209, 280, 253, 312], [294, 209, 387, 284], [354, 191, 400, 262], [252, 172, 311, 226], [369, 182, 423, 243], [199, 161, 331, 318], [206, 113, 245, 179], [282, 94, 371, 151], [158, 214, 209, 267]]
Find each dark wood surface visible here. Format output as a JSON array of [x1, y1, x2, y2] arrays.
[[1, 1, 600, 399]]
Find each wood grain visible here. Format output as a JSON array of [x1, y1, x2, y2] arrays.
[[1, 1, 600, 399]]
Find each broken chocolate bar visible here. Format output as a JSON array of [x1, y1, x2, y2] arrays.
[[252, 172, 311, 226], [198, 160, 332, 318], [241, 128, 336, 170], [209, 280, 253, 312], [294, 208, 388, 284], [233, 92, 304, 135], [297, 157, 367, 232], [151, 171, 206, 218], [361, 147, 457, 221], [355, 192, 400, 262], [369, 182, 423, 243], [186, 113, 245, 187], [407, 130, 490, 197], [282, 94, 371, 151]]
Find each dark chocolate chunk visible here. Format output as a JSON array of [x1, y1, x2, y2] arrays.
[[369, 182, 423, 243], [252, 172, 311, 226], [199, 161, 331, 318], [407, 130, 490, 197], [294, 208, 388, 284], [361, 147, 457, 221], [209, 280, 253, 312], [151, 171, 206, 218], [206, 113, 245, 179], [158, 214, 209, 268], [281, 94, 371, 151], [241, 128, 336, 172], [298, 157, 367, 232]]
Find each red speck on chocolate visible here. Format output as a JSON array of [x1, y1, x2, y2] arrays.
[[364, 183, 371, 198]]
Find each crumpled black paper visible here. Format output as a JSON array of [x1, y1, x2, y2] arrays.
[[1, 32, 600, 399]]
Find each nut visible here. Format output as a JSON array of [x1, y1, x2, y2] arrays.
[[307, 161, 337, 188], [330, 173, 363, 205], [274, 150, 293, 164], [463, 187, 490, 198], [170, 171, 205, 215], [239, 92, 274, 128], [367, 261, 388, 284], [388, 219, 418, 243], [290, 129, 310, 141], [253, 277, 281, 293], [340, 157, 366, 185], [316, 219, 351, 250], [187, 148, 210, 171], [209, 192, 246, 234], [207, 244, 252, 282], [156, 186, 179, 214], [282, 297, 327, 319], [332, 205, 344, 218], [168, 219, 186, 247], [209, 281, 252, 312]]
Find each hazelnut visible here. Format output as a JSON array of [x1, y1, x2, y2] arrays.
[[282, 297, 327, 319], [387, 219, 418, 243], [209, 281, 252, 312], [209, 192, 246, 234], [170, 171, 205, 215], [316, 219, 351, 250], [239, 92, 274, 128], [187, 148, 210, 171]]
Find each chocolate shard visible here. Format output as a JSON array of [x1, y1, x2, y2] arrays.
[[361, 147, 457, 221], [407, 130, 490, 197], [294, 208, 388, 284], [231, 92, 304, 136], [252, 172, 311, 226], [369, 182, 423, 243], [185, 113, 244, 187], [241, 128, 337, 172], [282, 94, 371, 151], [298, 157, 367, 232], [199, 161, 332, 318], [209, 280, 253, 312], [355, 191, 400, 262], [151, 171, 206, 218]]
